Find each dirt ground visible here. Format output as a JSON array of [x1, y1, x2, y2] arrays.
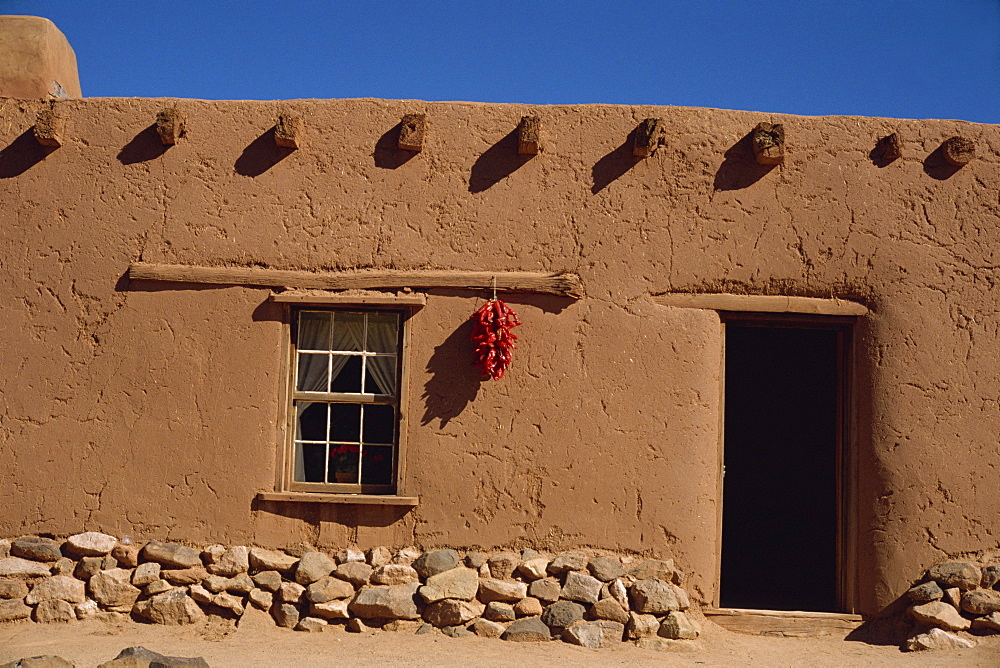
[[2, 617, 998, 668]]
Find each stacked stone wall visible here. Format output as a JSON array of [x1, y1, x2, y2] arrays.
[[0, 532, 698, 649], [901, 556, 1000, 651]]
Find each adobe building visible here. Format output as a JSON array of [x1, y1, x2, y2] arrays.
[[1, 15, 997, 621]]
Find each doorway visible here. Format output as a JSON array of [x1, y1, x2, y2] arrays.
[[720, 316, 852, 613]]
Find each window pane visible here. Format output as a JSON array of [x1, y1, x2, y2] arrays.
[[362, 445, 393, 485], [366, 356, 397, 395], [332, 312, 365, 352], [331, 443, 360, 484], [296, 402, 327, 441], [363, 404, 395, 444], [298, 442, 327, 483], [291, 308, 403, 492], [296, 353, 329, 392], [330, 355, 363, 393], [298, 311, 331, 350], [367, 313, 399, 353], [329, 403, 361, 442]]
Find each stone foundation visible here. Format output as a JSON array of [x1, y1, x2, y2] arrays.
[[900, 555, 1000, 651], [0, 533, 698, 648]]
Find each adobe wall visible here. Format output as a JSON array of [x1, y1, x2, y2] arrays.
[[0, 96, 997, 614]]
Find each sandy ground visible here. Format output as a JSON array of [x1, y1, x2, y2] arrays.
[[2, 617, 999, 668]]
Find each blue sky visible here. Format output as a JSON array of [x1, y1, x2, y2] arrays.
[[4, 1, 999, 123]]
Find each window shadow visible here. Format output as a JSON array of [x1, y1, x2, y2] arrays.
[[468, 128, 533, 193], [117, 124, 169, 165], [713, 130, 777, 190], [0, 128, 58, 178], [235, 127, 294, 177], [251, 497, 413, 527], [252, 299, 285, 323], [120, 277, 234, 293], [922, 145, 962, 180], [373, 122, 417, 169], [504, 292, 574, 315], [591, 128, 640, 194], [421, 318, 483, 428]]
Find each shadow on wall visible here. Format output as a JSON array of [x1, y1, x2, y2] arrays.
[[922, 145, 963, 181], [713, 130, 778, 190], [121, 275, 235, 294], [373, 122, 417, 169], [591, 127, 641, 193], [844, 593, 916, 646], [117, 124, 170, 165], [235, 128, 295, 177], [120, 276, 285, 322], [251, 497, 413, 526], [422, 317, 483, 428], [469, 128, 533, 193], [0, 128, 57, 177]]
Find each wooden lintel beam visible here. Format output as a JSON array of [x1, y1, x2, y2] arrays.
[[652, 292, 867, 316], [128, 262, 584, 298]]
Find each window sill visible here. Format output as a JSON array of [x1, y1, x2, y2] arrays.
[[255, 492, 419, 506]]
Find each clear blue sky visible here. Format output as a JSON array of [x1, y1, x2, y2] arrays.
[[4, 1, 999, 123]]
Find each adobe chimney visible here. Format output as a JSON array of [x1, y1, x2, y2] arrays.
[[0, 15, 81, 99]]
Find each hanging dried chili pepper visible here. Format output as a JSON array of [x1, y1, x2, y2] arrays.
[[470, 298, 521, 380]]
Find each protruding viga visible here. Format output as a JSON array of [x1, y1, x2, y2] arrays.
[[156, 108, 185, 145], [397, 113, 426, 152], [518, 115, 542, 155], [751, 122, 784, 165], [274, 114, 303, 149], [33, 104, 65, 147], [876, 132, 902, 161], [633, 118, 665, 158], [941, 136, 974, 167]]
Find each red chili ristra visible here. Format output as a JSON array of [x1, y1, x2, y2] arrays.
[[470, 298, 521, 380]]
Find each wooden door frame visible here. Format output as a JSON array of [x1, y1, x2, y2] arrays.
[[715, 312, 858, 614]]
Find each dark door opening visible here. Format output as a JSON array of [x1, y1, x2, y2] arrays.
[[721, 319, 848, 612]]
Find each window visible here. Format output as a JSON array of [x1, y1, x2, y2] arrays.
[[290, 308, 403, 494]]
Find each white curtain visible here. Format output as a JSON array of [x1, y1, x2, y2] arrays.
[[297, 312, 331, 393], [293, 401, 322, 481], [330, 313, 365, 387], [293, 440, 306, 481], [366, 314, 398, 395], [296, 313, 368, 392], [296, 354, 328, 392]]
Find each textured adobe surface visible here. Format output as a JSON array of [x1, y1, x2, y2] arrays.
[[0, 96, 997, 615]]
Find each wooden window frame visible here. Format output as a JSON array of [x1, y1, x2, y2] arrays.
[[270, 294, 422, 502]]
